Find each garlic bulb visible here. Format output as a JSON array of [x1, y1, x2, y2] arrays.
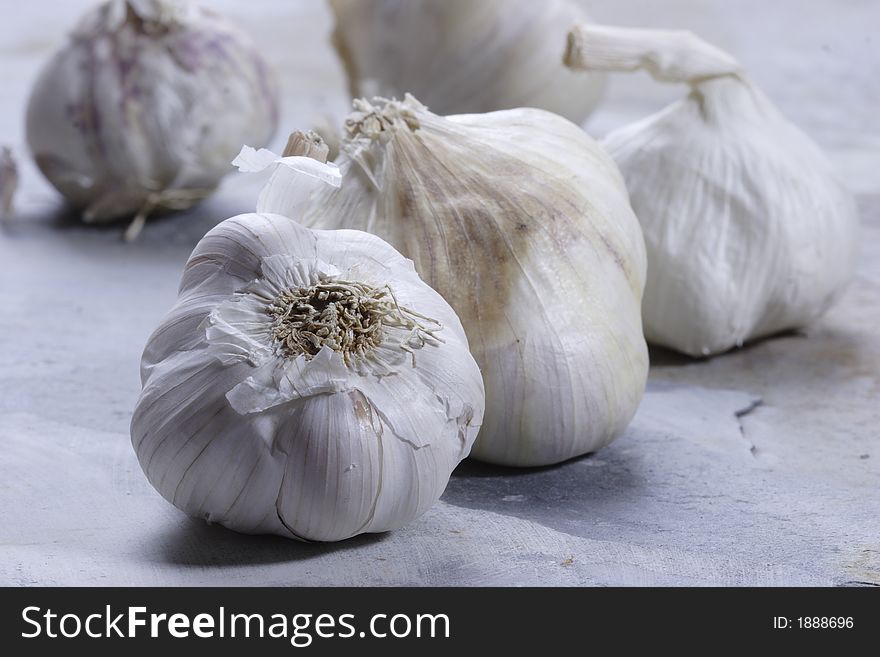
[[242, 95, 648, 467], [329, 0, 605, 124], [131, 210, 484, 541], [26, 0, 279, 238], [0, 147, 17, 221], [565, 25, 859, 357]]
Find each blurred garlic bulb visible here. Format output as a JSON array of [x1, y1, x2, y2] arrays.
[[566, 25, 859, 357], [26, 0, 279, 238], [241, 94, 648, 467], [329, 0, 605, 124], [0, 147, 17, 221], [131, 211, 483, 541]]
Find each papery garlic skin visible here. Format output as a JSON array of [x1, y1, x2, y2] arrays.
[[131, 212, 483, 541], [566, 25, 859, 357], [246, 96, 648, 467], [26, 0, 278, 229], [329, 0, 605, 124]]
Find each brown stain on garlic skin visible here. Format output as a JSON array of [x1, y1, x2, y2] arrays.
[[350, 389, 378, 434], [328, 104, 642, 393], [313, 102, 649, 463], [392, 164, 527, 337], [385, 124, 603, 345]]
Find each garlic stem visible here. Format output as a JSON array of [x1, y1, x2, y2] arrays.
[[120, 187, 213, 241], [564, 24, 742, 85], [122, 202, 152, 242], [283, 130, 330, 163]]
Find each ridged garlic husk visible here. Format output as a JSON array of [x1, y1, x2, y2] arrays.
[[241, 95, 648, 467], [26, 0, 278, 238], [566, 25, 859, 357], [329, 0, 605, 124], [131, 211, 484, 541]]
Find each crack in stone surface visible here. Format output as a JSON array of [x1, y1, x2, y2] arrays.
[[837, 580, 880, 587], [734, 398, 764, 457]]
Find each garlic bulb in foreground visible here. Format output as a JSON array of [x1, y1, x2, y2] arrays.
[[566, 25, 859, 357], [131, 212, 483, 541], [329, 0, 605, 124], [242, 95, 648, 467], [26, 0, 278, 239]]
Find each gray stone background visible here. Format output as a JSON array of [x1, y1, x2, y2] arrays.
[[1, 0, 878, 585]]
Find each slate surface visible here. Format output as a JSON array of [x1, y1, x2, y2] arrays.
[[1, 0, 877, 586]]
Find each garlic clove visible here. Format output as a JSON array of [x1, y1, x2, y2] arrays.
[[565, 25, 859, 357], [271, 391, 387, 541]]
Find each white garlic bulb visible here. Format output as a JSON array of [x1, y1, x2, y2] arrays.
[[242, 95, 648, 467], [329, 0, 605, 124], [26, 0, 279, 238], [131, 210, 483, 541], [566, 25, 859, 357]]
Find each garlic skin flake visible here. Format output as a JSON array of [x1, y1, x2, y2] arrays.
[[131, 213, 483, 541], [329, 0, 605, 124], [566, 25, 859, 357], [247, 95, 648, 467], [26, 0, 278, 235]]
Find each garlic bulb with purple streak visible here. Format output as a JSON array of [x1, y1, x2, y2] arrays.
[[0, 147, 17, 221], [131, 211, 484, 541], [26, 0, 278, 239]]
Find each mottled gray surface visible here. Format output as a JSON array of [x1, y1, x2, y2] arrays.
[[1, 0, 878, 586]]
